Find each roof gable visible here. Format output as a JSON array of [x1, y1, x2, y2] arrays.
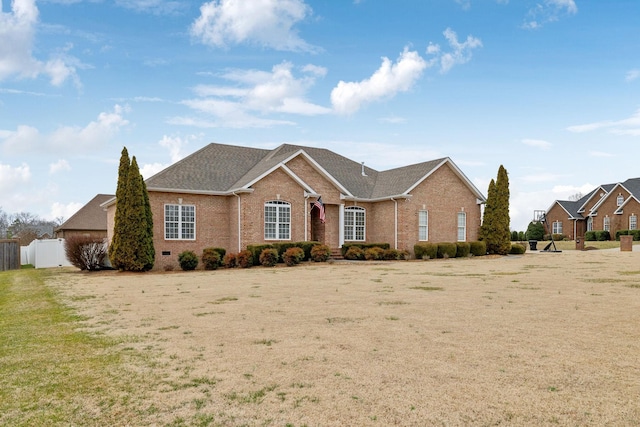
[[144, 142, 484, 201], [56, 194, 113, 232]]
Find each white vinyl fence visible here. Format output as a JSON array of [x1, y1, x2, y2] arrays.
[[22, 239, 72, 268]]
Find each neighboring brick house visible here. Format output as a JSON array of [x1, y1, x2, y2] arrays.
[[55, 194, 113, 239], [544, 178, 640, 240], [105, 143, 485, 270]]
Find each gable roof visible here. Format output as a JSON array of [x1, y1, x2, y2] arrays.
[[145, 143, 486, 202], [55, 194, 113, 232], [550, 177, 640, 219]]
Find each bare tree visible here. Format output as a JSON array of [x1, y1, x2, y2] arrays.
[[568, 192, 583, 201]]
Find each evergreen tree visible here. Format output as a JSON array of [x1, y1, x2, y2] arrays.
[[108, 148, 155, 271], [480, 165, 512, 255], [108, 147, 130, 269], [493, 165, 511, 254], [480, 179, 496, 243]]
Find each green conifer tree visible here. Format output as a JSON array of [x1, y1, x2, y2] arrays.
[[493, 165, 511, 255], [120, 157, 153, 271], [480, 179, 496, 243], [108, 147, 130, 269], [141, 179, 155, 271]]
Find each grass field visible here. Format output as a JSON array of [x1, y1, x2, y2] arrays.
[[2, 249, 640, 426]]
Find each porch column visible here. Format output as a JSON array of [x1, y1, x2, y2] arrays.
[[339, 204, 345, 248]]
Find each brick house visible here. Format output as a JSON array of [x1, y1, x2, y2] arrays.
[[55, 194, 113, 239], [544, 178, 640, 240], [105, 143, 485, 269]]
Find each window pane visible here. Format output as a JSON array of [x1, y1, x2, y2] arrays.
[[419, 210, 428, 241], [630, 215, 637, 230], [457, 212, 466, 241]]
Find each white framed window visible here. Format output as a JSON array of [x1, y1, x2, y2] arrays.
[[457, 212, 466, 242], [587, 217, 593, 231], [344, 206, 366, 241], [165, 204, 195, 240], [264, 201, 291, 240], [552, 221, 563, 234], [604, 216, 611, 232], [617, 195, 624, 206], [418, 210, 428, 241], [630, 215, 637, 230]]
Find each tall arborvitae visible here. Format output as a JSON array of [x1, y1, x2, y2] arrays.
[[119, 156, 154, 271], [109, 148, 155, 271], [480, 179, 496, 244], [141, 178, 155, 271], [493, 165, 511, 254], [108, 147, 130, 269]]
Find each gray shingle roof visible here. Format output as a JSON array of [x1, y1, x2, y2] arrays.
[[55, 194, 113, 232], [145, 143, 482, 200]]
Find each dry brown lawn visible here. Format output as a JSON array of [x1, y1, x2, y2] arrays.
[[48, 250, 640, 426]]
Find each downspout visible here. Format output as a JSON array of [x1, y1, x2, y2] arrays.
[[304, 192, 310, 241], [391, 198, 398, 249], [233, 192, 241, 252]]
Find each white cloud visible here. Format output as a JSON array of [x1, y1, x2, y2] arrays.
[[567, 108, 640, 136], [379, 116, 407, 124], [426, 28, 482, 74], [522, 0, 577, 29], [50, 201, 83, 221], [0, 162, 31, 192], [177, 62, 329, 128], [625, 69, 639, 82], [522, 138, 552, 150], [331, 47, 427, 115], [139, 162, 166, 179], [140, 134, 200, 178], [1, 105, 130, 154], [0, 0, 79, 85], [190, 0, 316, 52], [49, 159, 71, 174]]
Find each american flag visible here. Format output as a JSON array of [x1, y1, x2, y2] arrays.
[[314, 196, 326, 223]]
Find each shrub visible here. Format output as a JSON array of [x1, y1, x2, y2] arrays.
[[585, 231, 597, 241], [296, 241, 320, 261], [202, 247, 222, 270], [469, 241, 486, 256], [455, 242, 471, 258], [510, 231, 518, 241], [341, 242, 390, 256], [223, 253, 237, 268], [518, 231, 526, 241], [364, 247, 384, 261], [596, 230, 611, 241], [344, 246, 365, 260], [283, 247, 305, 266], [509, 243, 526, 254], [437, 243, 457, 259], [382, 248, 400, 260], [65, 236, 108, 271], [259, 248, 279, 267], [247, 244, 274, 265], [178, 250, 198, 271], [414, 243, 437, 260], [236, 250, 253, 268], [310, 244, 331, 262], [632, 230, 640, 241], [398, 250, 409, 260]]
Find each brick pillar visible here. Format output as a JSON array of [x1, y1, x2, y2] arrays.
[[575, 236, 585, 251], [620, 235, 633, 252]]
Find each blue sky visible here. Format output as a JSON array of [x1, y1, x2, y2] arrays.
[[1, 0, 639, 231]]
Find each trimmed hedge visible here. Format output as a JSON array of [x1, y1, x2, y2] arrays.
[[382, 248, 400, 260], [596, 230, 611, 241], [414, 243, 438, 260], [202, 247, 225, 270], [178, 250, 198, 271], [310, 244, 331, 262], [455, 242, 471, 258], [236, 250, 253, 268], [469, 241, 486, 256], [509, 243, 526, 254], [259, 248, 279, 267], [344, 246, 365, 260], [283, 247, 305, 266], [437, 242, 457, 259], [222, 252, 237, 268], [364, 247, 385, 261], [247, 241, 321, 265], [585, 231, 597, 241], [616, 230, 640, 241], [341, 242, 390, 256]]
